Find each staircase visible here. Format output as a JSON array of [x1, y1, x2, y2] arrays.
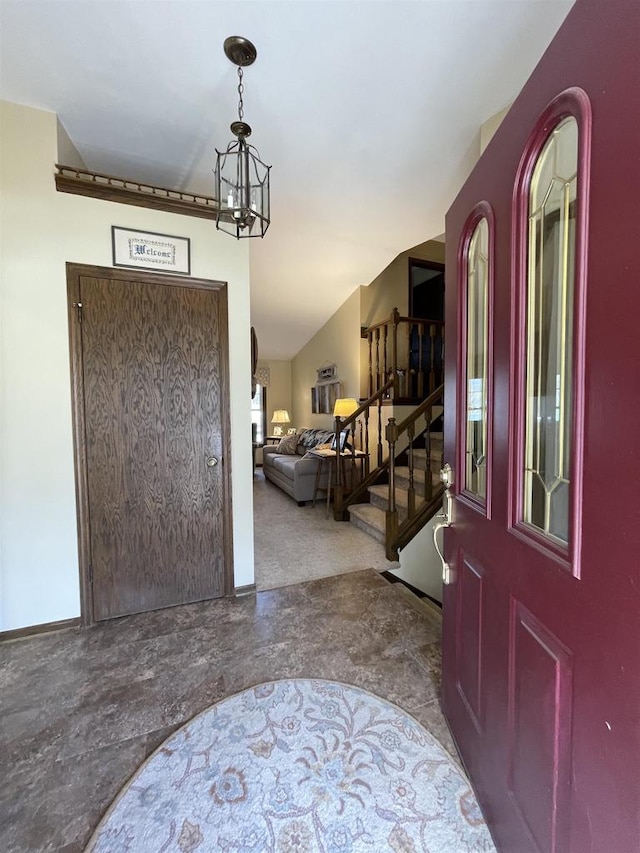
[[348, 432, 444, 544], [329, 307, 446, 561]]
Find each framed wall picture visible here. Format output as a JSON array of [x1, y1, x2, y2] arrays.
[[112, 226, 191, 275], [316, 364, 337, 383], [312, 380, 342, 414], [327, 381, 341, 415], [318, 381, 342, 414]]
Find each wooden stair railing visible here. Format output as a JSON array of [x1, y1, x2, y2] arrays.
[[363, 308, 444, 399], [332, 378, 394, 520], [385, 384, 445, 560], [329, 307, 445, 560]]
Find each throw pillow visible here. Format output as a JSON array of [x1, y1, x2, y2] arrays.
[[298, 428, 334, 449], [275, 433, 299, 454]]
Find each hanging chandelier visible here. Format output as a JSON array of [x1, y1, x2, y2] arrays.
[[214, 36, 271, 239]]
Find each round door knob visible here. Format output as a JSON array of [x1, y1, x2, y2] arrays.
[[206, 456, 219, 467]]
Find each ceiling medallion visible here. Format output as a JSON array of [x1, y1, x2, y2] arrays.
[[214, 36, 271, 239]]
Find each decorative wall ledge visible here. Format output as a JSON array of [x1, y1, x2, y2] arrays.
[[55, 164, 220, 220]]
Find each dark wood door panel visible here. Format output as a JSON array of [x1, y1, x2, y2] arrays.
[[78, 271, 228, 620]]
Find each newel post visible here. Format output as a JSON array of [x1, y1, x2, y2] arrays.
[[385, 416, 399, 557], [333, 416, 344, 520]]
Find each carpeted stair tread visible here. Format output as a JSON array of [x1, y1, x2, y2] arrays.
[[368, 484, 426, 512], [395, 465, 440, 482], [368, 485, 425, 522], [395, 466, 441, 496], [410, 448, 443, 473], [347, 503, 386, 544]]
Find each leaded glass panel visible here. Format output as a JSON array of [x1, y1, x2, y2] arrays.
[[523, 117, 578, 543], [465, 217, 489, 500]]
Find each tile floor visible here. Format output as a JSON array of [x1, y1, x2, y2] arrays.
[[0, 570, 453, 853]]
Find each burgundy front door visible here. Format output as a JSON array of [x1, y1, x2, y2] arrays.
[[442, 2, 640, 852]]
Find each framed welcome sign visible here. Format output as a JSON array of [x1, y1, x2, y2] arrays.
[[112, 227, 191, 275]]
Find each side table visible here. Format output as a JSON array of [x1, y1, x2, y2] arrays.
[[309, 448, 368, 516]]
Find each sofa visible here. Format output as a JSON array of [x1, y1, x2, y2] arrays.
[[262, 428, 335, 505]]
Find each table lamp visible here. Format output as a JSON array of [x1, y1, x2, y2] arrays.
[[271, 409, 291, 436], [333, 398, 358, 449], [333, 398, 358, 419]]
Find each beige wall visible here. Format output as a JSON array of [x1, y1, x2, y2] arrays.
[[388, 515, 444, 603], [264, 359, 292, 430], [290, 239, 446, 429], [0, 100, 253, 631], [360, 238, 446, 329], [56, 118, 86, 169], [291, 287, 361, 431], [359, 238, 445, 396]]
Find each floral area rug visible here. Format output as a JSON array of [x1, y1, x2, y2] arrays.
[[85, 679, 495, 852]]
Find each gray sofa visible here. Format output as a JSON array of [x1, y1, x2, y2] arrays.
[[262, 428, 334, 505]]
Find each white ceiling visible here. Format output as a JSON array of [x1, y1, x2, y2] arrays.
[[0, 0, 574, 359]]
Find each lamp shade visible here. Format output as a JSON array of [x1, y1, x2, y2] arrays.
[[271, 410, 291, 424], [333, 398, 359, 418]]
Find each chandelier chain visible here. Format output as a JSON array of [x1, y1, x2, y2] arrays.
[[237, 67, 244, 121]]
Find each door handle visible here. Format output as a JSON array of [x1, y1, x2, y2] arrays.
[[206, 456, 219, 468], [433, 463, 454, 585]]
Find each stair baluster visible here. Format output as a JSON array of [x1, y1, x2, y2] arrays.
[[385, 417, 399, 561], [391, 308, 399, 397], [406, 322, 412, 398], [383, 324, 388, 392], [417, 323, 424, 399], [429, 324, 436, 393], [424, 405, 433, 500], [406, 422, 416, 519], [376, 397, 383, 467], [333, 416, 344, 519]]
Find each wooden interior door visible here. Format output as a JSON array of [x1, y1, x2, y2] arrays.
[[68, 264, 232, 621], [441, 2, 640, 852]]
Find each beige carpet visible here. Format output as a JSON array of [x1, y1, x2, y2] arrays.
[[253, 469, 399, 591]]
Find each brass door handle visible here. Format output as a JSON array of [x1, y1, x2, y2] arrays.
[[206, 456, 219, 468], [433, 463, 454, 585], [433, 515, 452, 585]]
